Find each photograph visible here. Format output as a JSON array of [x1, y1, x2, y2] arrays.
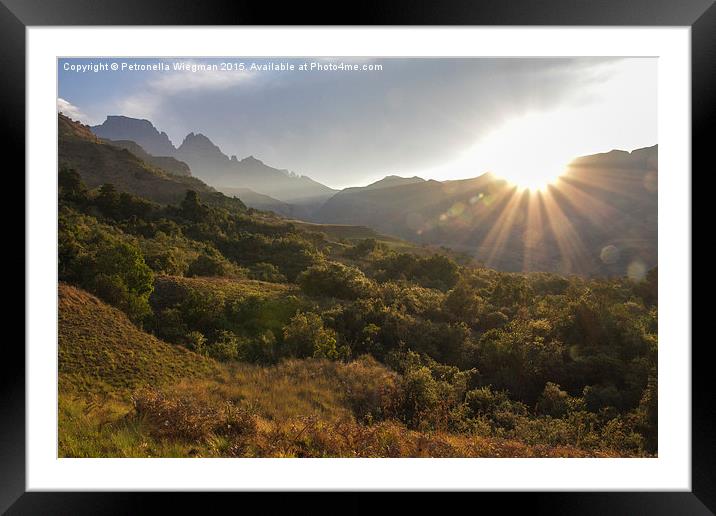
[[55, 56, 659, 459]]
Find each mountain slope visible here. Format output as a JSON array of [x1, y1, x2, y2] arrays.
[[314, 147, 658, 277], [102, 139, 192, 177], [216, 186, 305, 217], [90, 115, 336, 206], [59, 283, 219, 396], [59, 114, 245, 210]]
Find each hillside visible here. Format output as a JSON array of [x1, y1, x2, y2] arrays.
[[102, 138, 192, 177], [218, 186, 306, 218], [91, 115, 336, 207], [58, 283, 219, 397], [314, 147, 658, 277], [58, 283, 626, 458], [59, 114, 246, 210]]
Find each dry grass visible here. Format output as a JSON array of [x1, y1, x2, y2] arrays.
[[132, 388, 256, 440], [59, 283, 220, 398]]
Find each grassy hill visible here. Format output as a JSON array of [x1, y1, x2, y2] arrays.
[[59, 283, 219, 397]]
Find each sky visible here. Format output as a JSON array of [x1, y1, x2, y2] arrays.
[[58, 57, 657, 190]]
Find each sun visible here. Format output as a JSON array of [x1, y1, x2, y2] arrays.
[[470, 112, 574, 191]]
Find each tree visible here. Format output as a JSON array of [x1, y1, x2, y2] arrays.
[[399, 366, 440, 429], [535, 382, 570, 418], [82, 238, 154, 322], [444, 281, 486, 326], [298, 261, 373, 300], [187, 254, 229, 277], [181, 190, 209, 221], [208, 330, 239, 361], [282, 312, 338, 359], [58, 167, 87, 204], [96, 183, 120, 218], [636, 373, 658, 453], [635, 267, 658, 306]]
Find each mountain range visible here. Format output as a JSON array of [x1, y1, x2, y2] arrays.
[[82, 114, 657, 277], [58, 114, 245, 211], [91, 116, 336, 207], [319, 147, 656, 276]]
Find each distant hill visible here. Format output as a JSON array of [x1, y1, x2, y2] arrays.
[[216, 186, 314, 218], [59, 114, 245, 210], [356, 175, 426, 191], [101, 138, 192, 177], [314, 147, 658, 277], [90, 115, 337, 207]]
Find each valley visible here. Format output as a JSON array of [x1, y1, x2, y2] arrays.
[[57, 113, 658, 458]]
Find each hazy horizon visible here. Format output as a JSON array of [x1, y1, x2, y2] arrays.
[[58, 57, 656, 189]]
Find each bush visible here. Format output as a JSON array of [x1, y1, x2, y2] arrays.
[[282, 312, 339, 359], [208, 330, 240, 361], [184, 331, 208, 355], [535, 382, 570, 418], [298, 261, 374, 300], [374, 253, 459, 291], [465, 386, 511, 417], [187, 254, 230, 278], [80, 238, 154, 322], [249, 262, 287, 283]]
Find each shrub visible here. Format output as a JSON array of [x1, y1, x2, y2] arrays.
[[249, 262, 287, 283], [77, 237, 154, 323], [282, 312, 339, 359], [298, 261, 374, 300], [184, 331, 208, 355], [535, 382, 570, 418], [465, 386, 511, 417], [187, 254, 230, 277], [208, 330, 240, 361], [397, 366, 440, 430]]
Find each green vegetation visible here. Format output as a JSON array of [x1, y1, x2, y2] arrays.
[[58, 157, 658, 457]]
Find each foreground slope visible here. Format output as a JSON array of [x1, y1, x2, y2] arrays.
[[59, 283, 219, 396], [59, 283, 627, 458]]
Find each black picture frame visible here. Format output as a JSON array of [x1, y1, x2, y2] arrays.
[[3, 0, 710, 513]]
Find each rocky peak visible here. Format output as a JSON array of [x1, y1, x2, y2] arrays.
[[91, 115, 176, 156]]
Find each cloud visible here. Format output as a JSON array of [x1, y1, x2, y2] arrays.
[[57, 97, 91, 123], [150, 60, 256, 94], [110, 59, 259, 138]]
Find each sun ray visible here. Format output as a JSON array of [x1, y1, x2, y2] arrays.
[[540, 185, 594, 274], [474, 187, 524, 267], [522, 190, 547, 272]]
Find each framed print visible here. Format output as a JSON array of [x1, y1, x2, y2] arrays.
[[4, 0, 711, 512]]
